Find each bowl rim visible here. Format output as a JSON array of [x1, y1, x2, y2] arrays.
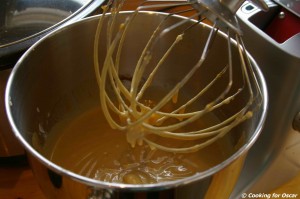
[[5, 10, 268, 191], [0, 0, 105, 69]]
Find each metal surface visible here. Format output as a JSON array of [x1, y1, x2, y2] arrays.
[[232, 1, 300, 196], [5, 12, 267, 198], [0, 0, 105, 158], [0, 68, 24, 157], [192, 0, 242, 34], [0, 0, 105, 68], [191, 0, 267, 34], [0, 0, 87, 46], [272, 0, 300, 17]]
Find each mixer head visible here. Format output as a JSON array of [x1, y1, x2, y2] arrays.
[[190, 0, 268, 34], [135, 0, 268, 34], [93, 0, 266, 153]]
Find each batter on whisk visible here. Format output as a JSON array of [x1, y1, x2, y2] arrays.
[[93, 0, 263, 153]]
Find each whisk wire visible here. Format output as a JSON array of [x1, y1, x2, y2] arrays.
[[93, 0, 262, 153]]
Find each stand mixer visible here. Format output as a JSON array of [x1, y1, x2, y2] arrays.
[[233, 0, 300, 196]]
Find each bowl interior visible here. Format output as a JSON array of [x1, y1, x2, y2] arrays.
[[5, 11, 267, 189]]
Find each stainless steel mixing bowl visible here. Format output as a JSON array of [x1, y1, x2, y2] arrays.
[[0, 0, 105, 158], [5, 11, 267, 199]]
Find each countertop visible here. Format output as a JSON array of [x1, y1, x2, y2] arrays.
[[0, 156, 46, 199]]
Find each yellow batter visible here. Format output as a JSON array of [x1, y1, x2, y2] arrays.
[[42, 106, 234, 184]]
